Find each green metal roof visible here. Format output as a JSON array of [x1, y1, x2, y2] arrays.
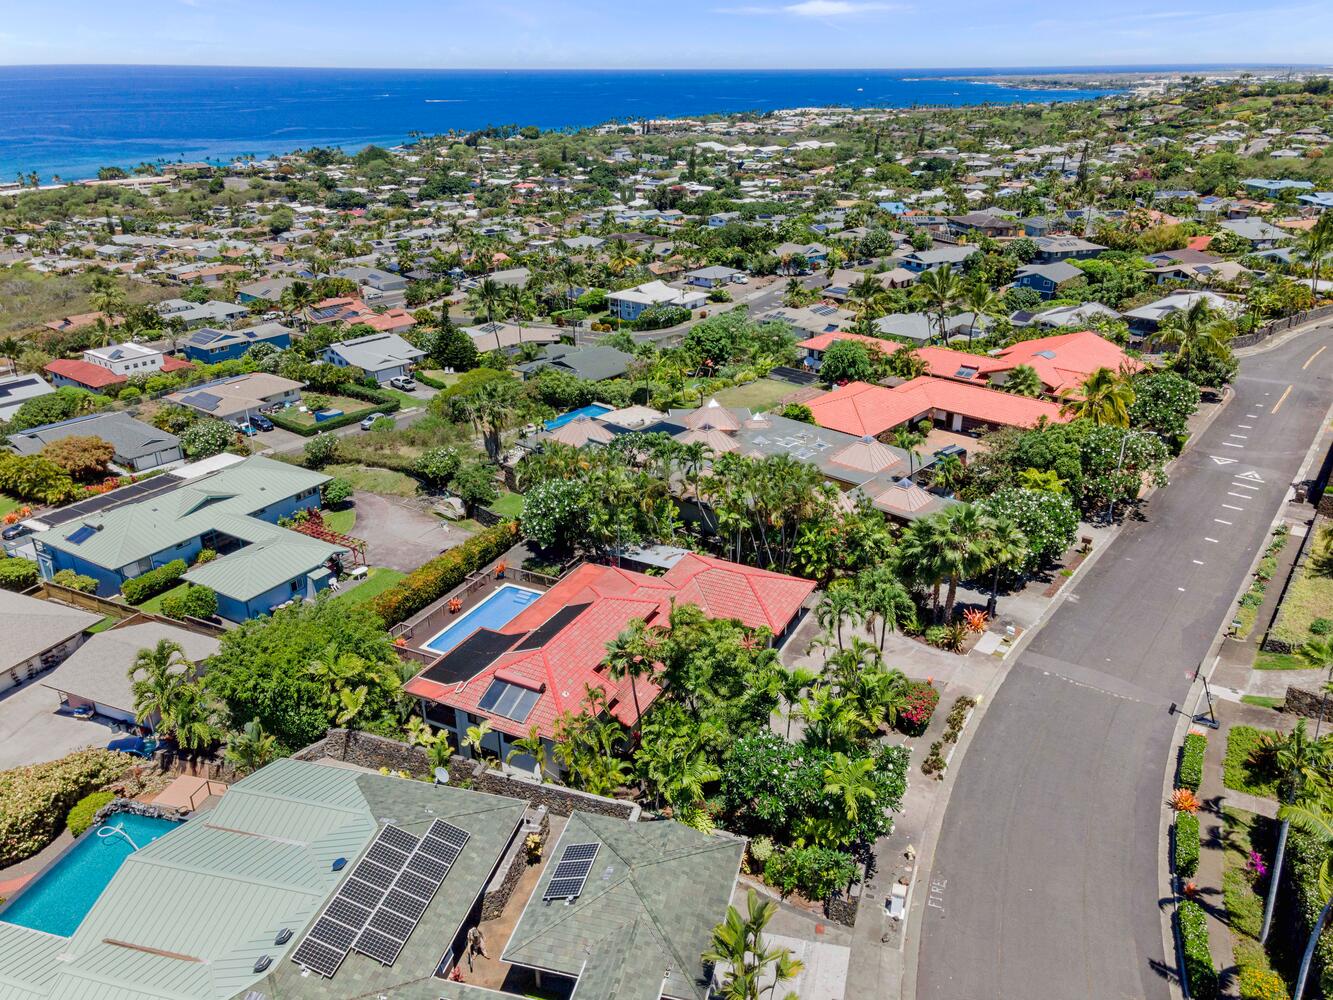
[[181, 530, 345, 602], [0, 759, 525, 1000], [501, 812, 745, 1000], [40, 456, 328, 571]]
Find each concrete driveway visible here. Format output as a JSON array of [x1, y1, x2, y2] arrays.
[[0, 674, 118, 770], [350, 492, 475, 572]]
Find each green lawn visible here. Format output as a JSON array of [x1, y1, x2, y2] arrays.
[[1254, 649, 1310, 671], [288, 395, 378, 427], [711, 378, 794, 412], [331, 567, 406, 608], [379, 388, 421, 409], [1271, 525, 1333, 645], [1240, 695, 1285, 710], [420, 370, 461, 387], [1223, 725, 1280, 800], [488, 491, 525, 519], [325, 464, 419, 498], [322, 507, 357, 535], [87, 615, 123, 634], [1221, 807, 1286, 990], [0, 494, 22, 518], [135, 582, 190, 615]]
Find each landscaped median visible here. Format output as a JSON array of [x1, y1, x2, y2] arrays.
[[1169, 728, 1218, 999]]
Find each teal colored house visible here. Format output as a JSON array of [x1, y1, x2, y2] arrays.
[[33, 456, 344, 621]]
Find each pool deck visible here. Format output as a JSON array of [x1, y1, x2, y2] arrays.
[[0, 832, 72, 897]]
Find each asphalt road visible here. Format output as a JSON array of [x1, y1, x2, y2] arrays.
[[915, 326, 1333, 1000]]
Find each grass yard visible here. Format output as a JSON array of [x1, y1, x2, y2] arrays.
[[1240, 695, 1285, 710], [419, 370, 461, 387], [1271, 524, 1333, 645], [1254, 649, 1311, 671], [0, 494, 22, 518], [1223, 725, 1280, 800], [1221, 807, 1287, 991], [135, 582, 190, 616], [325, 464, 419, 498], [379, 388, 421, 409], [711, 378, 794, 412], [86, 615, 123, 634], [288, 395, 378, 427], [488, 491, 525, 519], [331, 567, 406, 608], [0, 264, 169, 335], [322, 507, 356, 535]]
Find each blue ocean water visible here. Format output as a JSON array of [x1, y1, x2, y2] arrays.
[[0, 65, 1125, 182]]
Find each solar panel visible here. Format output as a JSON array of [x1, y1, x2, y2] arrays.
[[291, 938, 344, 978], [560, 843, 600, 864], [325, 897, 372, 930], [393, 870, 437, 901], [67, 524, 97, 545], [353, 860, 397, 889], [407, 853, 449, 883], [382, 889, 429, 920], [353, 927, 404, 967], [425, 819, 470, 851], [378, 826, 418, 853], [545, 877, 587, 900], [337, 877, 385, 910], [367, 843, 410, 870], [417, 836, 457, 863], [545, 842, 601, 901], [369, 908, 415, 941], [308, 917, 358, 952]]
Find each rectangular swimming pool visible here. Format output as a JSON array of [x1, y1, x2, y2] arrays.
[[422, 584, 542, 655], [544, 403, 611, 430], [1, 813, 180, 937]]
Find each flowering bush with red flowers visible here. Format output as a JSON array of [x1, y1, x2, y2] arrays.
[[897, 681, 939, 737]]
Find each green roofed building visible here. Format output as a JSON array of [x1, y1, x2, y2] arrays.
[[0, 758, 527, 1000], [496, 811, 745, 1000], [32, 455, 346, 621]]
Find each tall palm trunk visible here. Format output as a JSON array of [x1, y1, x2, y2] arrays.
[[945, 575, 959, 623], [1295, 897, 1333, 1000], [1260, 818, 1289, 943], [988, 566, 1001, 617]]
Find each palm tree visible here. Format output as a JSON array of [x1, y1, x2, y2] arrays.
[[460, 377, 526, 462], [914, 265, 964, 344], [464, 718, 494, 758], [931, 452, 965, 493], [89, 274, 127, 329], [1302, 210, 1333, 297], [1299, 636, 1333, 736], [824, 752, 879, 827], [979, 513, 1029, 616], [307, 645, 370, 713], [605, 619, 659, 734], [224, 718, 277, 775], [775, 666, 819, 739], [899, 514, 948, 622], [1280, 795, 1333, 1000], [607, 238, 639, 276], [892, 424, 927, 476], [703, 889, 804, 1000], [815, 582, 864, 651], [280, 279, 317, 320], [467, 277, 503, 324], [962, 282, 1002, 346], [1002, 363, 1043, 398], [1256, 720, 1332, 943], [505, 725, 548, 780], [936, 504, 992, 623], [856, 566, 916, 649], [164, 682, 220, 752], [1150, 299, 1235, 369], [1062, 366, 1134, 427], [336, 686, 368, 726], [128, 639, 190, 730]]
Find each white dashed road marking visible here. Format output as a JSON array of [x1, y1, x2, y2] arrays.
[[1222, 504, 1244, 511], [1205, 537, 1219, 543], [1215, 519, 1233, 525]]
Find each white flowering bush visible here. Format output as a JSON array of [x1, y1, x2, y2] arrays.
[[981, 487, 1078, 569], [0, 748, 133, 865]]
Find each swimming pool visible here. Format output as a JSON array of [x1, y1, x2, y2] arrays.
[[1, 813, 179, 937], [423, 584, 542, 655], [544, 403, 611, 431]]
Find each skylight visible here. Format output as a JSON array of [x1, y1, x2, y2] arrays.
[[477, 679, 541, 723]]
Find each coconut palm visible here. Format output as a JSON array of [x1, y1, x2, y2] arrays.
[[931, 452, 965, 493], [892, 424, 927, 476], [856, 566, 916, 649], [703, 889, 803, 1000], [774, 665, 819, 739], [607, 238, 640, 276], [164, 682, 221, 752], [604, 618, 660, 733], [962, 282, 1002, 346], [466, 277, 504, 324], [1002, 363, 1044, 398], [1061, 366, 1135, 427], [1302, 210, 1333, 296], [128, 639, 190, 730], [459, 376, 526, 461], [224, 718, 277, 775], [979, 513, 1030, 616], [505, 725, 548, 780], [815, 581, 864, 651], [1150, 299, 1235, 368], [936, 503, 993, 623], [914, 264, 964, 344], [1280, 794, 1333, 1000], [898, 514, 948, 621]]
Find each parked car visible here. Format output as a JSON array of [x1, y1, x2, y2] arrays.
[[1, 523, 31, 541], [250, 413, 274, 432], [234, 422, 257, 436], [107, 736, 158, 758], [389, 376, 417, 391], [360, 412, 388, 431]]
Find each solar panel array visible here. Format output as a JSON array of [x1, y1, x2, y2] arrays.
[[352, 819, 470, 968], [543, 842, 601, 901]]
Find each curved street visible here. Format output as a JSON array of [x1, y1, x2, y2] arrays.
[[915, 325, 1333, 1000]]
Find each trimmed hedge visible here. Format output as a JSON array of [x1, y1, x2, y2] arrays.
[[0, 556, 39, 592], [369, 520, 519, 627], [160, 584, 217, 621], [1238, 966, 1289, 1000], [1175, 811, 1200, 879], [764, 845, 858, 902], [1179, 899, 1218, 1000], [268, 385, 402, 437], [121, 559, 187, 604], [1179, 732, 1207, 792], [66, 790, 115, 836], [52, 568, 99, 594], [0, 749, 132, 866], [412, 371, 450, 390]]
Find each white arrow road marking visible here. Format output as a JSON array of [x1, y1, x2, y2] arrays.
[[1210, 456, 1238, 465], [1236, 471, 1264, 482]]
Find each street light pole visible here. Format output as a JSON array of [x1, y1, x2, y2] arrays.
[[1106, 430, 1131, 525]]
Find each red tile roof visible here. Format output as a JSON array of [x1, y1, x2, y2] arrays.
[[404, 555, 814, 740], [361, 309, 416, 333], [994, 330, 1140, 395], [806, 376, 1067, 438], [796, 331, 903, 356], [44, 358, 126, 389]]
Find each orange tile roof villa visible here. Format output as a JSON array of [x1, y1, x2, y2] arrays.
[[806, 376, 1067, 438]]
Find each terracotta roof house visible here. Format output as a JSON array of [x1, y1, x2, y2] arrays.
[[796, 331, 902, 372], [806, 376, 1067, 439], [404, 556, 814, 773]]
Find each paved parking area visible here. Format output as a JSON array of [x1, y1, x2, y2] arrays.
[[0, 674, 117, 770]]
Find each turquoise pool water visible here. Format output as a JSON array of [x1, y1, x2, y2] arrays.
[[544, 404, 611, 430], [423, 584, 542, 655], [1, 813, 179, 937]]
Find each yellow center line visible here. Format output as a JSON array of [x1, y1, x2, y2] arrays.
[[1272, 385, 1293, 414], [1304, 345, 1327, 370]]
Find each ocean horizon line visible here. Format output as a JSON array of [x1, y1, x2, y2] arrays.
[[0, 61, 1317, 73]]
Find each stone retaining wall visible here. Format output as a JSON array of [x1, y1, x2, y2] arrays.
[[1284, 686, 1327, 719], [481, 809, 549, 921], [93, 798, 188, 826]]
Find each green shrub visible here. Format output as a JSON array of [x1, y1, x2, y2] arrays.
[[51, 568, 99, 593], [120, 559, 186, 604], [1312, 618, 1333, 636], [1238, 966, 1289, 1000], [764, 846, 858, 901], [322, 477, 353, 507], [160, 584, 217, 621], [369, 521, 519, 627], [1178, 899, 1218, 1000], [303, 433, 340, 468], [1175, 812, 1200, 879], [748, 835, 775, 867], [66, 790, 115, 836], [0, 556, 39, 592], [193, 548, 217, 565], [0, 749, 132, 866], [270, 385, 400, 437], [1179, 732, 1207, 792]]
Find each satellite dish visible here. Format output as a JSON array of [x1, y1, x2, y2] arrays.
[[433, 767, 450, 786]]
